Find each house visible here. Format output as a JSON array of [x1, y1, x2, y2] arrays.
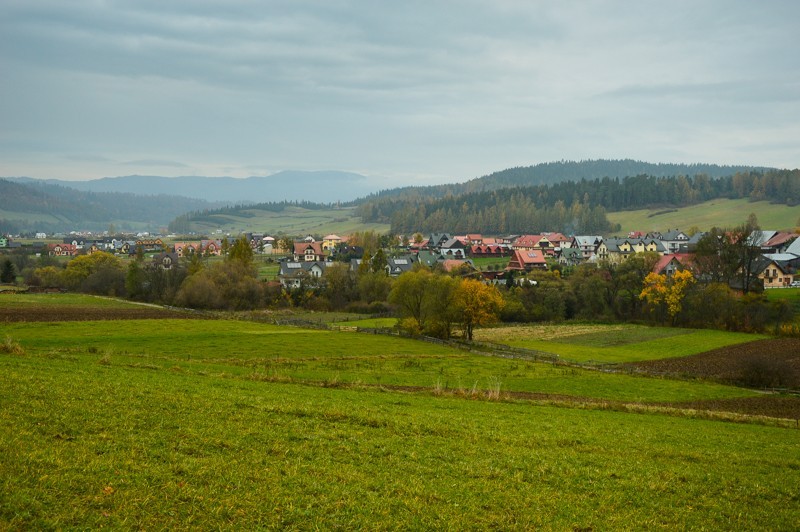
[[48, 243, 78, 256], [544, 232, 572, 251], [200, 240, 223, 256], [660, 230, 690, 254], [293, 241, 326, 262], [557, 247, 583, 267], [755, 255, 796, 288], [174, 242, 200, 257], [441, 259, 478, 276], [512, 235, 543, 250], [135, 238, 165, 252], [572, 236, 603, 260], [597, 238, 666, 264], [386, 256, 417, 277], [152, 252, 181, 270], [278, 260, 327, 289], [653, 254, 693, 276], [506, 249, 548, 272], [465, 234, 483, 245], [322, 234, 344, 251], [440, 238, 466, 259], [468, 244, 509, 258], [427, 233, 452, 251], [761, 232, 797, 254]]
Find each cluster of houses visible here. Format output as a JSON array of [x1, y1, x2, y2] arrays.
[[3, 228, 799, 290], [274, 230, 800, 290]]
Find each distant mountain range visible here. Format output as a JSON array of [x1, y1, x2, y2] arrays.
[[8, 170, 381, 204]]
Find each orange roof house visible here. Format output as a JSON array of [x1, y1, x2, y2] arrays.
[[506, 249, 548, 271]]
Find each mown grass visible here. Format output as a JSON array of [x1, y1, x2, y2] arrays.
[[1, 348, 798, 529], [187, 205, 390, 235], [475, 324, 766, 363], [607, 198, 799, 235]]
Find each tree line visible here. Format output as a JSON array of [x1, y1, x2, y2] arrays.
[[357, 170, 800, 234]]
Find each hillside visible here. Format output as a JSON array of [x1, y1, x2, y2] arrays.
[[168, 203, 390, 235], [10, 170, 380, 204], [358, 159, 775, 204], [0, 179, 216, 234], [362, 169, 800, 235]]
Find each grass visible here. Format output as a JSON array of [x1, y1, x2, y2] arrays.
[[185, 205, 390, 236], [1, 347, 799, 529], [2, 295, 798, 527], [474, 323, 767, 363], [607, 198, 799, 235], [3, 316, 758, 404]]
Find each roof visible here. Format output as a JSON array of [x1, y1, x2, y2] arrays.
[[514, 235, 544, 248], [573, 235, 602, 247], [661, 229, 689, 241], [653, 253, 693, 273], [441, 259, 475, 273], [323, 234, 342, 241]]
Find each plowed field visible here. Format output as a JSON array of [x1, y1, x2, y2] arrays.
[[629, 338, 800, 388]]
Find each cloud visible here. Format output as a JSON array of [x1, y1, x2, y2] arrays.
[[1, 1, 798, 183]]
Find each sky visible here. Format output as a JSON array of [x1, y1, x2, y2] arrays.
[[1, 1, 799, 188]]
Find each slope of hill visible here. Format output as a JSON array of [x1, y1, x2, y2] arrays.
[[357, 159, 775, 204], [0, 179, 216, 233], [10, 170, 380, 204]]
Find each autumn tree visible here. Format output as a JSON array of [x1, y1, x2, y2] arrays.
[[454, 278, 504, 340], [640, 270, 696, 325], [60, 252, 124, 294]]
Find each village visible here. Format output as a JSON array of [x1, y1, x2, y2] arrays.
[[2, 226, 798, 291]]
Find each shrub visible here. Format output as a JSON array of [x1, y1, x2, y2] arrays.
[[1, 337, 25, 356]]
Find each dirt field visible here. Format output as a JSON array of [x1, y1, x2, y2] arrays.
[[0, 305, 203, 322], [628, 338, 800, 389]]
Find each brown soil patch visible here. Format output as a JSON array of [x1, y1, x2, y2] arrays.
[[658, 395, 800, 421], [0, 306, 204, 322], [628, 338, 800, 389]]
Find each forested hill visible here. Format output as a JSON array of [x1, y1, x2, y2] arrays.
[[357, 159, 774, 204], [0, 179, 216, 233], [360, 169, 800, 235]]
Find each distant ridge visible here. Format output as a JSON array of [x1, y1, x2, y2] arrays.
[[357, 159, 776, 203], [8, 170, 380, 204]]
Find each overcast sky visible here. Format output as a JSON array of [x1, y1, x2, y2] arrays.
[[1, 1, 798, 187]]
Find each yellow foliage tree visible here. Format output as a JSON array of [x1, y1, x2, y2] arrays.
[[454, 278, 504, 340], [640, 270, 695, 324]]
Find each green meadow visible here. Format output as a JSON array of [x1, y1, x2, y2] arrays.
[[607, 198, 799, 235], [475, 324, 767, 363], [1, 295, 799, 529], [183, 205, 390, 235]]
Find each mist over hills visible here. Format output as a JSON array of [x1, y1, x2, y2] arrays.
[[10, 170, 380, 204]]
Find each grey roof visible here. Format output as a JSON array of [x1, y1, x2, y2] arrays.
[[573, 235, 602, 247], [785, 238, 800, 257], [661, 229, 689, 241]]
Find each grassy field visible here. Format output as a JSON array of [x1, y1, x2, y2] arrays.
[[475, 324, 767, 364], [2, 295, 799, 528], [184, 205, 390, 236], [607, 198, 799, 235]]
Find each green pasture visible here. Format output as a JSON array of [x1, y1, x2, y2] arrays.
[[476, 324, 766, 364], [4, 317, 757, 404], [186, 205, 390, 236], [1, 346, 798, 529], [0, 293, 151, 309], [607, 198, 799, 235]]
